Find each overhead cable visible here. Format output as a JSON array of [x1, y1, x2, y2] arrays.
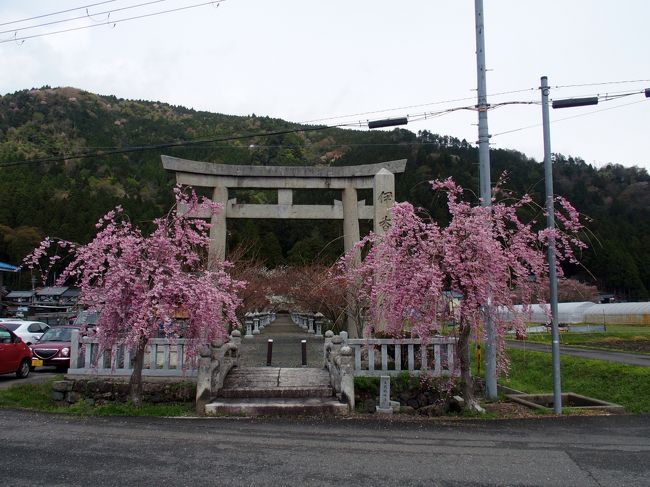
[[0, 0, 115, 27], [0, 0, 168, 36], [0, 0, 226, 44]]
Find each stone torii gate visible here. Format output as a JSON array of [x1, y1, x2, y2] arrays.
[[161, 155, 406, 262]]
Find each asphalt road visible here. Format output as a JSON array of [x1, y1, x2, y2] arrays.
[[507, 340, 650, 367], [1, 410, 649, 486]]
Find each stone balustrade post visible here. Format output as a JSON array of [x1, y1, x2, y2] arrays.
[[314, 312, 324, 337], [230, 329, 242, 349], [308, 314, 315, 334], [323, 330, 334, 366], [253, 313, 260, 335], [340, 330, 349, 345], [340, 345, 355, 411], [244, 312, 253, 339], [69, 328, 80, 370], [196, 343, 215, 416], [329, 335, 343, 393]]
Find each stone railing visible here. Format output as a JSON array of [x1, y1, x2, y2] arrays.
[[195, 330, 242, 415], [324, 331, 461, 412], [68, 329, 199, 378], [243, 311, 276, 338], [323, 331, 355, 410], [344, 335, 460, 378], [291, 312, 324, 336]]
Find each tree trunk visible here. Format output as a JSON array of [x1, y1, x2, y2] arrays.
[[457, 320, 474, 406], [129, 337, 147, 407]]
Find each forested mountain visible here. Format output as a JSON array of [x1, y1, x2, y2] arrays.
[[0, 87, 648, 299]]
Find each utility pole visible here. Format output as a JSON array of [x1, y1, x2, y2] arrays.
[[541, 76, 562, 414], [474, 0, 497, 400]]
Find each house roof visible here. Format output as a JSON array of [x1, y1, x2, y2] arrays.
[[0, 261, 19, 272], [36, 286, 69, 296], [6, 290, 34, 298]]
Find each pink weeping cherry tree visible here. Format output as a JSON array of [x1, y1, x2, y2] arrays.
[[337, 177, 586, 406], [24, 186, 244, 406]]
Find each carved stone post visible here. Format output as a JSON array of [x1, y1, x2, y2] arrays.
[[373, 168, 395, 236], [324, 330, 334, 366], [340, 345, 355, 412], [195, 344, 212, 416]]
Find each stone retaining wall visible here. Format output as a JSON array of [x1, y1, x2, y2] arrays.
[[52, 378, 196, 406]]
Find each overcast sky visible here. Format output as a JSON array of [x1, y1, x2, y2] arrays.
[[1, 0, 648, 171]]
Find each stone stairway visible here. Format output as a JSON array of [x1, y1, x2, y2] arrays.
[[205, 367, 348, 416]]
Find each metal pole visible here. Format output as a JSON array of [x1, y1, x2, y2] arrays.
[[475, 0, 497, 400], [541, 75, 562, 414], [301, 339, 307, 367], [266, 339, 273, 367]]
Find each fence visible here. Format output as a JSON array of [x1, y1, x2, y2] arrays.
[[323, 332, 460, 411], [68, 329, 197, 377], [344, 335, 460, 377]]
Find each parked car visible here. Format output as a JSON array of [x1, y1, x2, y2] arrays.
[[0, 324, 32, 378], [72, 310, 99, 329], [0, 320, 50, 346], [30, 325, 83, 372]]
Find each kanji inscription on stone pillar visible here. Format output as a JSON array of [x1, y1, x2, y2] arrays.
[[373, 168, 395, 235]]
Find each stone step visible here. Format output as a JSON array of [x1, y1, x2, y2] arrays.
[[221, 368, 334, 399], [224, 367, 332, 390], [220, 386, 334, 399], [205, 397, 349, 417]]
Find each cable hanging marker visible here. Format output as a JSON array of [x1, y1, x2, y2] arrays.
[[552, 97, 598, 109], [368, 117, 408, 129]]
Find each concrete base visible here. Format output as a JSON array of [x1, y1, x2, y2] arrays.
[[205, 397, 348, 417], [506, 392, 624, 413]]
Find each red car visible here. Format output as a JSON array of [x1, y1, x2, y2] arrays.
[[0, 324, 32, 378], [30, 325, 83, 372]]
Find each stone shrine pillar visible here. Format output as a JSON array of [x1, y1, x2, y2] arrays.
[[373, 168, 395, 235], [209, 186, 228, 265]]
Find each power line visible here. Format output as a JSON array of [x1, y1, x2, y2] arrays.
[[0, 122, 342, 169], [0, 0, 168, 36], [0, 98, 580, 168], [492, 98, 648, 138], [0, 99, 543, 169], [299, 82, 649, 128], [0, 86, 644, 168], [0, 0, 226, 44], [299, 87, 538, 125], [553, 79, 650, 89], [0, 1, 116, 27]]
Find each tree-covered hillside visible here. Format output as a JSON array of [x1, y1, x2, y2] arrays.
[[0, 87, 648, 299]]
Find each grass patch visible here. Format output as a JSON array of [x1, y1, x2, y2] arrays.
[[0, 377, 65, 411], [503, 349, 650, 413], [0, 377, 195, 417]]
